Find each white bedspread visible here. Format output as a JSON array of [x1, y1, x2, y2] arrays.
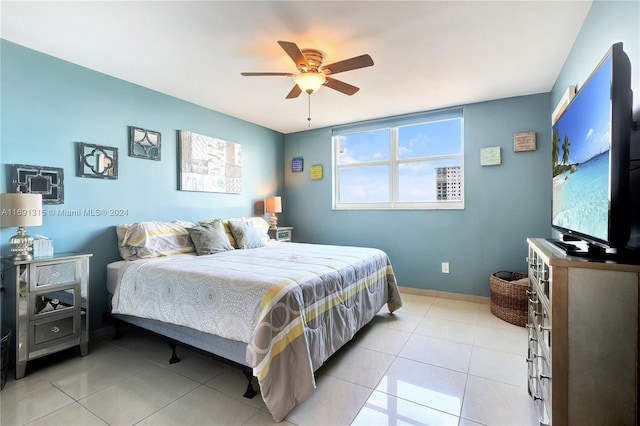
[[111, 242, 393, 343], [110, 241, 402, 421]]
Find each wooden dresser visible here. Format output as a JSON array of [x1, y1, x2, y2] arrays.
[[526, 238, 638, 425]]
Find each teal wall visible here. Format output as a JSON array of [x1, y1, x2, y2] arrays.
[[284, 94, 551, 296], [0, 40, 285, 328], [551, 0, 639, 118]]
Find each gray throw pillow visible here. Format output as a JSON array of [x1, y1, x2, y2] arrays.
[[228, 220, 265, 249], [187, 221, 234, 255]]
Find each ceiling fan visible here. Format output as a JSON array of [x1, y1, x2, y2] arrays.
[[241, 41, 374, 99]]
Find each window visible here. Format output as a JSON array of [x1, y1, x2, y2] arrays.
[[333, 108, 464, 210]]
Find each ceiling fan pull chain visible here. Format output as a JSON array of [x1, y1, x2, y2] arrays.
[[307, 92, 312, 127]]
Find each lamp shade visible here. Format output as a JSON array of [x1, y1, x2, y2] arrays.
[[265, 196, 282, 214], [293, 71, 326, 93], [0, 193, 43, 227]]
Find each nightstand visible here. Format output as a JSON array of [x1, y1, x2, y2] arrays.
[[268, 226, 293, 242], [2, 253, 91, 379]]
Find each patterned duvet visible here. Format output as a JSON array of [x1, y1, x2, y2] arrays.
[[111, 242, 402, 421]]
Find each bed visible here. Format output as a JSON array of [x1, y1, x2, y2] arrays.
[[107, 219, 402, 422]]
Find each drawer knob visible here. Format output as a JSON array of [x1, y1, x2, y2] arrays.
[[51, 326, 60, 333], [538, 324, 551, 332], [529, 298, 539, 305], [525, 323, 535, 329], [540, 374, 551, 381]]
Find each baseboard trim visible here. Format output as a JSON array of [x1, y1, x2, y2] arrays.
[[399, 286, 490, 305]]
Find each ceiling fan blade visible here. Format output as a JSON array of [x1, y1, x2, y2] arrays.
[[278, 41, 309, 68], [286, 85, 302, 99], [321, 54, 374, 75], [241, 72, 294, 76], [324, 77, 360, 96]]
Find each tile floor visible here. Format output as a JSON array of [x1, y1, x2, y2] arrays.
[[0, 293, 539, 425]]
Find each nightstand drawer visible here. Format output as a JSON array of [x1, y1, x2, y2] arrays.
[[29, 286, 79, 320], [32, 313, 79, 347], [30, 260, 80, 290], [269, 227, 293, 242], [277, 230, 291, 240]]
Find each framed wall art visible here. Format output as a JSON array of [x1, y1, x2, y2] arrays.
[[129, 126, 161, 160], [514, 132, 536, 152], [310, 164, 323, 180], [480, 147, 501, 166], [11, 164, 64, 204], [77, 142, 118, 179], [292, 157, 304, 172], [179, 130, 241, 193]]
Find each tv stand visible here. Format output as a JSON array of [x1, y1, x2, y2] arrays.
[[527, 238, 639, 425]]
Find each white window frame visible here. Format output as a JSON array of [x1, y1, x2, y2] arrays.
[[332, 108, 464, 210]]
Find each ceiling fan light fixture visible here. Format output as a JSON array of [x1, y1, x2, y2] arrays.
[[293, 72, 326, 94]]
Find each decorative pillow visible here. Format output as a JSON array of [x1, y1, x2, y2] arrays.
[[123, 221, 195, 258], [199, 218, 237, 247], [228, 220, 265, 249], [199, 216, 271, 247], [187, 221, 234, 255]]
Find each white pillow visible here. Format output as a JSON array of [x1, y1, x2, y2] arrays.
[[122, 221, 195, 259]]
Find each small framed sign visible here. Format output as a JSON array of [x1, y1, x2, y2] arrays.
[[310, 165, 323, 180], [480, 147, 501, 166], [514, 132, 536, 152], [292, 157, 304, 172]]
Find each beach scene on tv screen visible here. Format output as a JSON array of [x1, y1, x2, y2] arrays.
[[552, 57, 611, 243]]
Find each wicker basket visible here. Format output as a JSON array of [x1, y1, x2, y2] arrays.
[[490, 271, 529, 326], [1, 327, 10, 391]]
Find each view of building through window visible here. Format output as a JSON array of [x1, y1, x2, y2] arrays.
[[333, 111, 463, 209]]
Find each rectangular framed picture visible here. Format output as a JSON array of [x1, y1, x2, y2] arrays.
[[11, 164, 64, 204], [179, 130, 242, 193], [292, 157, 304, 172]]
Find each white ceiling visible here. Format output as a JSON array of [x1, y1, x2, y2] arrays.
[[1, 1, 593, 134]]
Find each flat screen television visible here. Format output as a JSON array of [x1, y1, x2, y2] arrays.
[[551, 42, 633, 259]]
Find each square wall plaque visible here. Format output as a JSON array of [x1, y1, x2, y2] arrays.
[[514, 132, 536, 152], [480, 147, 501, 166]]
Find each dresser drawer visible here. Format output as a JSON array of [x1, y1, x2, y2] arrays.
[[30, 260, 80, 290], [31, 313, 80, 348]]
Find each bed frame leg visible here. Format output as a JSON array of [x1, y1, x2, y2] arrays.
[[167, 341, 180, 364], [242, 368, 257, 399], [113, 320, 122, 339]]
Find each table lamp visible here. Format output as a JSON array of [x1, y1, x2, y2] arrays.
[[0, 193, 43, 260], [265, 196, 282, 229]]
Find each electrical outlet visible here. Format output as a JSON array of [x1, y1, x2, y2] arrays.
[[442, 262, 449, 273]]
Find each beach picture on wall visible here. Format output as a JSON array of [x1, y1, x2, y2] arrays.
[[179, 130, 242, 193]]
